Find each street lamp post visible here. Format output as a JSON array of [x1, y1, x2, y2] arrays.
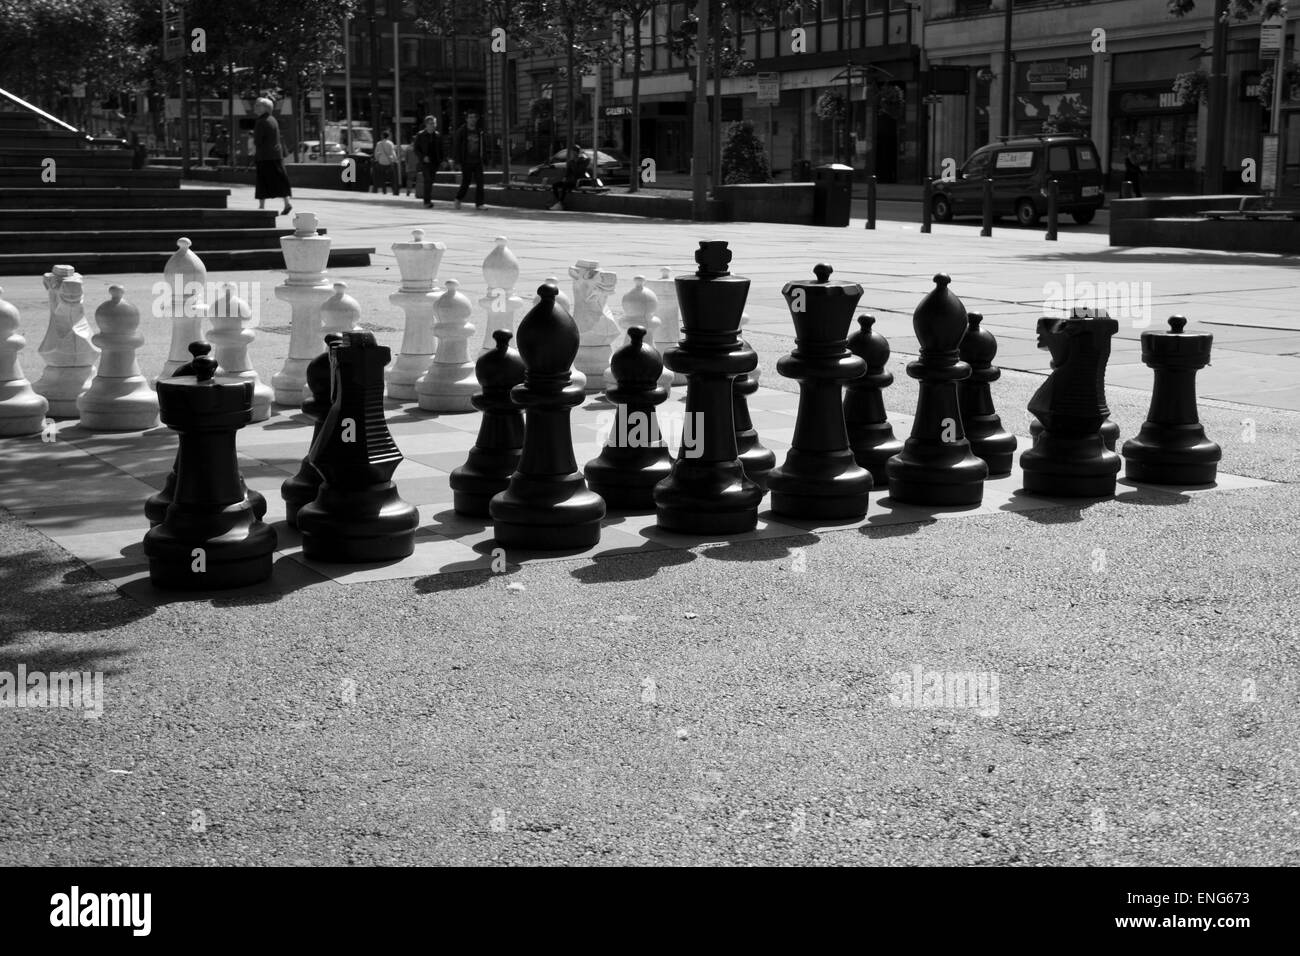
[[1002, 0, 1013, 137]]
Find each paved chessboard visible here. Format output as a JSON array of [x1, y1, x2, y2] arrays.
[[0, 383, 1273, 603]]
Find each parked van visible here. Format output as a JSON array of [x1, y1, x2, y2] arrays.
[[930, 135, 1105, 226]]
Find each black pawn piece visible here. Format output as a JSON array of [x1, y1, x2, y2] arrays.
[[844, 314, 903, 484], [958, 312, 1018, 477], [1020, 314, 1122, 497], [768, 263, 873, 519], [886, 274, 989, 506], [297, 332, 420, 561], [282, 333, 345, 527], [142, 353, 276, 589], [733, 328, 776, 490], [653, 241, 764, 535], [450, 329, 526, 516], [1122, 315, 1221, 485], [584, 326, 673, 511], [146, 341, 266, 526], [490, 284, 606, 549], [1029, 306, 1119, 451]]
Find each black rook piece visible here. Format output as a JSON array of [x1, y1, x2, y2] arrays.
[[1122, 315, 1221, 485], [584, 326, 673, 511], [958, 312, 1018, 477], [1019, 314, 1122, 497], [146, 341, 265, 526], [282, 332, 345, 527], [886, 275, 989, 506], [490, 283, 606, 549], [844, 314, 903, 484], [653, 241, 764, 535], [142, 354, 276, 589], [1030, 306, 1119, 451], [297, 332, 420, 561], [732, 326, 776, 489], [451, 329, 527, 516], [767, 264, 872, 519]]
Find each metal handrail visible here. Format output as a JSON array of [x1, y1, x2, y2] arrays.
[[0, 86, 87, 138]]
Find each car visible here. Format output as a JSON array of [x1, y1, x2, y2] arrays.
[[296, 140, 348, 162], [929, 135, 1105, 227], [526, 148, 631, 185]]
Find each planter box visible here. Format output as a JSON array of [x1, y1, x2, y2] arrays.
[[715, 182, 815, 225], [1111, 215, 1300, 254]]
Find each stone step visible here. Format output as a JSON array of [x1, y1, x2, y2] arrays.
[[0, 111, 43, 129], [0, 127, 88, 146], [0, 148, 134, 168], [0, 227, 310, 254], [0, 208, 277, 230], [0, 187, 230, 209], [0, 245, 375, 275], [0, 168, 182, 187]]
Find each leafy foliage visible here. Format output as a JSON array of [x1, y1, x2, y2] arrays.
[[720, 119, 769, 184]]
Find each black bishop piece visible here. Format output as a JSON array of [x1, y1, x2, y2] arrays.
[[958, 312, 1018, 477], [844, 314, 903, 484], [282, 332, 344, 527], [450, 329, 527, 516]]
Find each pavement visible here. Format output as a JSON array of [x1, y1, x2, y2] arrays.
[[1, 183, 1297, 866]]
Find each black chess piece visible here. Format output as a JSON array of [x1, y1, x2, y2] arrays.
[[1019, 314, 1122, 497], [145, 341, 266, 526], [733, 331, 776, 490], [142, 352, 276, 589], [584, 326, 674, 511], [282, 332, 344, 527], [844, 314, 903, 485], [490, 283, 606, 549], [653, 241, 765, 535], [297, 332, 420, 561], [767, 264, 872, 519], [886, 274, 989, 506], [1029, 307, 1119, 451], [1122, 315, 1221, 485], [450, 329, 526, 516], [958, 312, 1018, 477]]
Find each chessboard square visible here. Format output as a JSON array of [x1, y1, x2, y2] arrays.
[[0, 470, 157, 512], [21, 501, 143, 537], [393, 475, 452, 505], [393, 458, 446, 481], [399, 430, 479, 455], [238, 417, 316, 445], [636, 510, 811, 545], [386, 413, 475, 437], [287, 532, 482, 584], [406, 450, 475, 473]]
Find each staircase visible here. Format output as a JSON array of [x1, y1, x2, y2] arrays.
[[0, 93, 373, 274]]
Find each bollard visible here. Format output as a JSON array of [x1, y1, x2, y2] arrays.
[[1045, 178, 1059, 241], [865, 175, 877, 230], [1121, 180, 1133, 199], [921, 180, 932, 234], [980, 178, 993, 237]]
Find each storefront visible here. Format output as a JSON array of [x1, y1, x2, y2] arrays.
[[1108, 48, 1201, 194], [1013, 58, 1093, 136]]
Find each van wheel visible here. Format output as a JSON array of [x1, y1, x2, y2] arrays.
[[932, 194, 953, 222], [1015, 198, 1041, 227], [1072, 208, 1096, 224]]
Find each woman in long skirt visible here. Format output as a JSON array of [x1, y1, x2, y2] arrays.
[[253, 97, 293, 216]]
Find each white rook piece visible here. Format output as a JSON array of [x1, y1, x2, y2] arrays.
[[604, 275, 672, 392], [569, 259, 619, 393], [209, 283, 274, 422], [271, 212, 333, 406], [646, 266, 685, 386], [0, 286, 49, 436], [387, 228, 445, 401], [77, 285, 159, 431], [416, 278, 477, 412], [34, 265, 98, 418], [479, 236, 523, 355], [158, 238, 208, 381]]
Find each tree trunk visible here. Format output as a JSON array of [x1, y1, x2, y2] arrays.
[[500, 20, 511, 181], [451, 35, 459, 138], [630, 13, 642, 193], [566, 18, 576, 159], [711, 1, 721, 193]]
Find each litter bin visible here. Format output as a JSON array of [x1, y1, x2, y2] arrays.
[[813, 163, 854, 227], [792, 159, 813, 182]]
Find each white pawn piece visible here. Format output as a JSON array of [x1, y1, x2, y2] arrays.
[[387, 228, 445, 401], [271, 212, 333, 406], [534, 275, 585, 391], [741, 310, 761, 386], [34, 266, 99, 418], [646, 266, 685, 386], [157, 238, 208, 381], [569, 259, 619, 394], [416, 279, 478, 412], [604, 275, 672, 392], [77, 286, 159, 431], [0, 286, 49, 436], [479, 236, 524, 355], [208, 283, 274, 422]]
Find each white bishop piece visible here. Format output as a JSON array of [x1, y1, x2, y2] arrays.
[[478, 236, 524, 355], [157, 238, 207, 382], [569, 258, 619, 394], [387, 228, 445, 401], [604, 275, 673, 392], [0, 286, 49, 436], [271, 212, 333, 406], [34, 265, 99, 418], [416, 279, 477, 412], [209, 283, 274, 421], [645, 266, 685, 386], [77, 285, 159, 431]]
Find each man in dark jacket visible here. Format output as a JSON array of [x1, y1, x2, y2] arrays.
[[453, 112, 487, 209], [413, 115, 443, 208]]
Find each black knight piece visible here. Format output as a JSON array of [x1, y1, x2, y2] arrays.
[[958, 312, 1018, 477], [490, 283, 606, 549], [767, 264, 872, 519], [297, 331, 421, 561], [1122, 315, 1221, 485], [451, 329, 527, 516], [844, 313, 903, 485], [281, 332, 344, 527]]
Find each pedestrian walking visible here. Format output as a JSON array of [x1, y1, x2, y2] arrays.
[[373, 130, 398, 194], [402, 143, 419, 196], [453, 111, 487, 209], [252, 97, 292, 216], [413, 115, 443, 208]]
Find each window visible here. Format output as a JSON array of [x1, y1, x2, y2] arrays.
[[1048, 146, 1071, 171], [401, 38, 420, 69], [993, 149, 1038, 173], [963, 151, 991, 178], [1077, 145, 1099, 170]]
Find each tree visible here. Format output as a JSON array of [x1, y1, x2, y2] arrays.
[[720, 119, 769, 183], [604, 0, 657, 191]]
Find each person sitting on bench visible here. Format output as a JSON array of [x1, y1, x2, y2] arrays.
[[549, 146, 596, 210]]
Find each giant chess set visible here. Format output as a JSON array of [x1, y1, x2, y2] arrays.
[[0, 215, 1270, 595]]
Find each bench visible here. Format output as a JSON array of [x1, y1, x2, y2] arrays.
[[1197, 209, 1300, 221], [503, 180, 550, 191]]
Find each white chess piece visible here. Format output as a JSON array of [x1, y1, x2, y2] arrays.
[[740, 310, 761, 386], [533, 277, 583, 391], [271, 212, 333, 406], [77, 285, 159, 431], [34, 266, 99, 418], [604, 275, 672, 392], [569, 259, 619, 393], [0, 286, 49, 436], [479, 236, 524, 355], [208, 283, 274, 422], [646, 266, 685, 386], [387, 228, 445, 401], [416, 279, 477, 412], [157, 238, 208, 381]]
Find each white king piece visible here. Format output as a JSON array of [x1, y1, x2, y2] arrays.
[[271, 212, 333, 406], [387, 228, 445, 401]]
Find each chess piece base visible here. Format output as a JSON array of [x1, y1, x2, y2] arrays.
[[967, 426, 1018, 477], [584, 448, 674, 512], [887, 451, 987, 506], [415, 373, 478, 413], [144, 516, 276, 590], [1123, 425, 1221, 485], [653, 461, 763, 534], [769, 450, 873, 519], [298, 482, 420, 562], [272, 359, 311, 406], [34, 365, 93, 419], [851, 431, 905, 486], [386, 355, 434, 402], [490, 474, 605, 550], [76, 379, 160, 431], [1021, 435, 1121, 497], [147, 478, 267, 527], [0, 382, 49, 436], [1031, 417, 1119, 452], [450, 449, 523, 518], [281, 468, 320, 528]]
